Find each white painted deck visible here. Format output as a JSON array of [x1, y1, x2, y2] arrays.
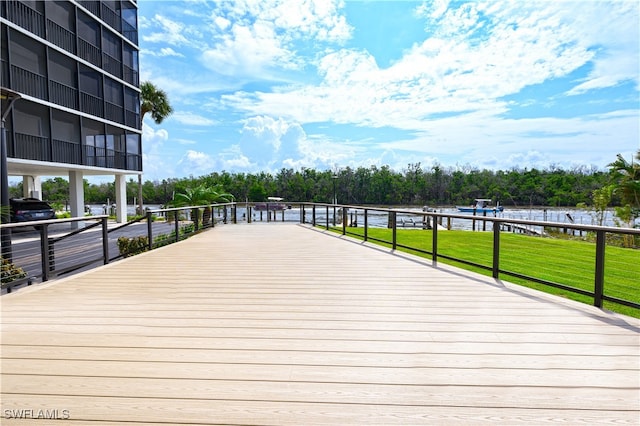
[[2, 223, 639, 425]]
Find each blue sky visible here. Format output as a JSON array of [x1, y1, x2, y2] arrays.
[[137, 0, 639, 182]]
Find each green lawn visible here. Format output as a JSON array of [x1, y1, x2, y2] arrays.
[[330, 227, 640, 318]]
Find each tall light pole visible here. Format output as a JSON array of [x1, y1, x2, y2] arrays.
[[1, 87, 22, 261]]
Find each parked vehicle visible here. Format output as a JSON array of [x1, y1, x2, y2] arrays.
[[9, 198, 56, 223]]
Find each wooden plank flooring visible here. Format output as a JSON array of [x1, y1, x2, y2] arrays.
[[2, 223, 639, 425]]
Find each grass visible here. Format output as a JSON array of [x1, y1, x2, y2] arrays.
[[329, 226, 640, 318]]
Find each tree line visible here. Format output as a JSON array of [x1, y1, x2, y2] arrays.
[[8, 163, 618, 208]]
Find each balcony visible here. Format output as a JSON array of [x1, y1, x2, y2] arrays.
[[123, 64, 139, 86], [52, 139, 82, 165], [10, 65, 47, 100], [125, 109, 139, 128], [3, 0, 45, 38], [78, 38, 101, 67], [78, 1, 100, 18], [13, 133, 50, 162], [100, 3, 121, 31], [102, 52, 122, 79], [105, 101, 124, 124], [49, 80, 79, 110], [46, 19, 76, 54], [80, 91, 104, 118]]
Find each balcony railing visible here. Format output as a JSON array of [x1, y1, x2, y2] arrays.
[[102, 53, 122, 78], [14, 133, 49, 162], [78, 1, 100, 18], [4, 0, 45, 38], [122, 20, 138, 44], [78, 38, 101, 67], [52, 139, 82, 164], [46, 19, 76, 54], [101, 3, 121, 31], [105, 101, 124, 124], [125, 109, 139, 128], [10, 65, 47, 100], [126, 154, 142, 171], [123, 64, 139, 86], [49, 80, 78, 109], [80, 91, 104, 117]]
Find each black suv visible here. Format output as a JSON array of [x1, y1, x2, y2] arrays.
[[9, 198, 56, 223]]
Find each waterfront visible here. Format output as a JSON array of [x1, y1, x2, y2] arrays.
[[83, 203, 632, 231]]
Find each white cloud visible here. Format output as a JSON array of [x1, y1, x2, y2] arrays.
[[223, 0, 636, 134], [142, 126, 174, 178], [171, 112, 217, 126], [177, 150, 215, 176], [200, 0, 351, 78], [142, 14, 194, 47]]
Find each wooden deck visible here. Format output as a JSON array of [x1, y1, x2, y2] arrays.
[[1, 223, 639, 425]]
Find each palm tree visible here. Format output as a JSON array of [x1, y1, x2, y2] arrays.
[[172, 184, 233, 226], [608, 150, 640, 210], [138, 81, 173, 215], [608, 150, 640, 241], [141, 81, 173, 124]]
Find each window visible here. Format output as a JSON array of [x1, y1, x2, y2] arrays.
[[104, 77, 122, 105], [77, 10, 99, 45], [13, 102, 50, 137], [51, 110, 80, 142], [45, 1, 74, 30], [79, 65, 102, 97], [102, 30, 121, 59], [126, 133, 139, 155], [48, 49, 76, 86], [9, 29, 46, 74]]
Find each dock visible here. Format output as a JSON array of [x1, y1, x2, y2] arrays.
[[1, 223, 638, 424]]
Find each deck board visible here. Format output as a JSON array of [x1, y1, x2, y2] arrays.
[[2, 223, 639, 425]]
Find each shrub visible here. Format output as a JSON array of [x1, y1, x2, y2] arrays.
[[1, 257, 28, 284], [117, 236, 149, 257]]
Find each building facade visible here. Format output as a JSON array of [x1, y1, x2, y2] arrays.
[[1, 0, 141, 222]]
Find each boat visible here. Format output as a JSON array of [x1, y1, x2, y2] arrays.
[[457, 199, 504, 214], [253, 197, 290, 211]]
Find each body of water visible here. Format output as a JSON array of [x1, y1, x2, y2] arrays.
[[85, 204, 633, 231]]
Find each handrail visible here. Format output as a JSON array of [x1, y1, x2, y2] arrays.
[[1, 203, 238, 294], [3, 201, 637, 316], [297, 202, 640, 313]]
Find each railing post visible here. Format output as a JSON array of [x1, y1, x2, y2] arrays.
[[342, 208, 347, 235], [233, 204, 237, 224], [492, 221, 500, 279], [40, 224, 50, 282], [146, 210, 153, 251], [325, 205, 329, 230], [174, 210, 180, 243], [102, 216, 109, 264], [432, 216, 437, 263], [364, 209, 368, 242], [594, 230, 606, 308], [194, 208, 200, 231], [312, 205, 316, 226], [392, 211, 397, 250]]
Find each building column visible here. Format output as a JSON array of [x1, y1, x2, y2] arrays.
[[68, 171, 85, 229], [22, 175, 42, 199], [114, 174, 127, 223]]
